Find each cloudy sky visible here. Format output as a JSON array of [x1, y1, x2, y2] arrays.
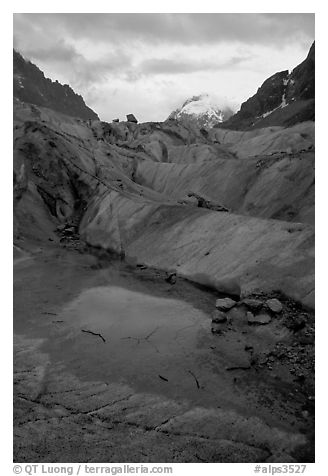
[[13, 13, 314, 122]]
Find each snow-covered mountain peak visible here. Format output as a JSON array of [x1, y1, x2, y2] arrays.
[[168, 94, 234, 129]]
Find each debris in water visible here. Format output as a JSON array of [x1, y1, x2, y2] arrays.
[[144, 326, 160, 341], [158, 375, 169, 382], [188, 370, 200, 389], [226, 365, 251, 371], [121, 326, 161, 353], [81, 329, 106, 343]]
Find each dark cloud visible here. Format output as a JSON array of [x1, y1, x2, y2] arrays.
[[67, 53, 133, 87], [13, 13, 314, 89], [14, 13, 314, 47], [17, 41, 132, 87], [21, 40, 80, 63], [139, 55, 253, 76], [70, 51, 132, 87]]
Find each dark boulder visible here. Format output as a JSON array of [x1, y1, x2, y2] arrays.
[[126, 114, 138, 123], [247, 312, 272, 325], [165, 272, 177, 285], [187, 192, 229, 212], [215, 298, 236, 311], [211, 310, 228, 323]]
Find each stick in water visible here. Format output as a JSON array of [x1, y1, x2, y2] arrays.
[[81, 329, 106, 343], [158, 375, 169, 382], [188, 370, 200, 389]]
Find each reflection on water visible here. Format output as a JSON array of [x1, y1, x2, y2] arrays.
[[54, 285, 233, 405]]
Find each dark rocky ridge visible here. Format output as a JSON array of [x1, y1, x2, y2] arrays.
[[220, 42, 315, 130], [13, 49, 99, 121], [286, 42, 315, 102]]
